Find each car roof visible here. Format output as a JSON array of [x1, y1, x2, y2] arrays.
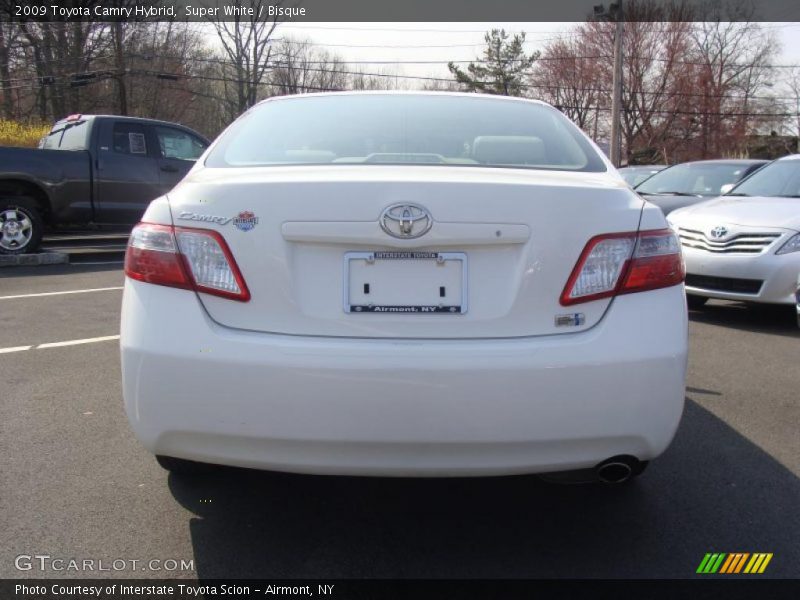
[[52, 114, 208, 141], [255, 90, 555, 110], [54, 114, 199, 129]]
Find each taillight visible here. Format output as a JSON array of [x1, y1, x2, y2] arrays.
[[124, 223, 192, 290], [125, 222, 250, 301], [560, 228, 684, 306]]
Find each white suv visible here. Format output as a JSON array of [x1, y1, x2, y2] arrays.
[[120, 92, 687, 484]]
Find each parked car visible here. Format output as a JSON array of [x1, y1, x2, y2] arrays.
[[618, 164, 666, 187], [667, 154, 800, 309], [0, 114, 209, 254], [796, 275, 800, 327], [635, 159, 767, 215], [121, 92, 688, 484]]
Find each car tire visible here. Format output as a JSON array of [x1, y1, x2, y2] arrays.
[[686, 295, 708, 310], [0, 197, 44, 255], [156, 455, 218, 475]]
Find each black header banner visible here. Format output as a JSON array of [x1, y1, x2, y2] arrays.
[[3, 0, 800, 22]]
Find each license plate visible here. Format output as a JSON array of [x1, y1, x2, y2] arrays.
[[344, 251, 467, 314]]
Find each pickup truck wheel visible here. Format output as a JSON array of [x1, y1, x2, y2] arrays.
[[0, 197, 43, 255]]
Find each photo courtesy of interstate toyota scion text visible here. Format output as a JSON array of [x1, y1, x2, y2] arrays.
[[120, 92, 688, 485]]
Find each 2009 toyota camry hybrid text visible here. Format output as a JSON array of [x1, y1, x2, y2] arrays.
[[120, 92, 688, 484]]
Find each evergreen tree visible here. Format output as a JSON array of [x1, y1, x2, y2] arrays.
[[448, 29, 539, 96]]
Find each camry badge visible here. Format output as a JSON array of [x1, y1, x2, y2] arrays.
[[177, 211, 231, 226], [380, 204, 432, 239], [233, 211, 259, 232], [709, 225, 729, 239]]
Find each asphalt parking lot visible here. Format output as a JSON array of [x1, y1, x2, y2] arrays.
[[1, 263, 799, 579]]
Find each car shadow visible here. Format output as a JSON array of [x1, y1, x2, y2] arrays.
[[689, 300, 799, 339], [167, 400, 800, 579]]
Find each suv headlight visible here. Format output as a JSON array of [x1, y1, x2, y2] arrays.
[[777, 233, 800, 255]]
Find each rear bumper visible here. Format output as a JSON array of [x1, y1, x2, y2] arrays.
[[682, 246, 800, 305], [120, 281, 687, 476]]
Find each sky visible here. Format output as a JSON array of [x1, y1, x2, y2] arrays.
[[269, 22, 800, 94]]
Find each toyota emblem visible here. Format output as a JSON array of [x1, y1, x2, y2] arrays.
[[380, 204, 433, 239], [709, 226, 729, 239]]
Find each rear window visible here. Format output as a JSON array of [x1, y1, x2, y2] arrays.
[[41, 120, 89, 150], [205, 94, 606, 172]]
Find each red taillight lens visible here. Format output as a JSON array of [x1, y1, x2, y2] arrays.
[[124, 223, 192, 290], [560, 228, 683, 306], [619, 229, 684, 294], [125, 222, 250, 302]]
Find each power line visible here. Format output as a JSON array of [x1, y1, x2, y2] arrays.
[[149, 55, 800, 69], [4, 51, 800, 104], [5, 66, 795, 120], [275, 23, 800, 34]]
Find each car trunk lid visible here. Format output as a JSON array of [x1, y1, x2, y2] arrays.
[[167, 166, 643, 339]]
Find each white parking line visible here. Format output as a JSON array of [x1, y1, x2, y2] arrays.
[[0, 286, 123, 300], [0, 335, 119, 354], [0, 345, 33, 354], [37, 335, 120, 349]]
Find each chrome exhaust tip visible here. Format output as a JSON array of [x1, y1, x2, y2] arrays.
[[596, 456, 639, 484]]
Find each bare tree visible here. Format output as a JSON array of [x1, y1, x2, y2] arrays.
[[12, 18, 111, 120], [529, 0, 780, 163], [784, 67, 800, 152], [420, 77, 460, 92], [0, 20, 16, 119], [690, 1, 779, 157], [270, 38, 347, 95], [530, 35, 602, 132], [209, 0, 280, 121], [348, 67, 401, 91]]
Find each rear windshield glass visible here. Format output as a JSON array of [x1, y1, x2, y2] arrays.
[[205, 94, 607, 172], [42, 120, 89, 150]]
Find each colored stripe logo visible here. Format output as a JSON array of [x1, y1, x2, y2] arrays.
[[697, 553, 773, 574]]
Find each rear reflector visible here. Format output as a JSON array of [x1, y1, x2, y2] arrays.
[[561, 228, 684, 306], [125, 222, 249, 301]]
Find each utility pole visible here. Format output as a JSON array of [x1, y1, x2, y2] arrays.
[[113, 21, 128, 116], [594, 1, 624, 166]]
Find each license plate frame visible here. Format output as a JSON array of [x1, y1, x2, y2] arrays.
[[343, 251, 468, 315]]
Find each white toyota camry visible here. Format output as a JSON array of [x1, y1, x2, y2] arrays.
[[120, 92, 687, 484], [667, 154, 800, 309]]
